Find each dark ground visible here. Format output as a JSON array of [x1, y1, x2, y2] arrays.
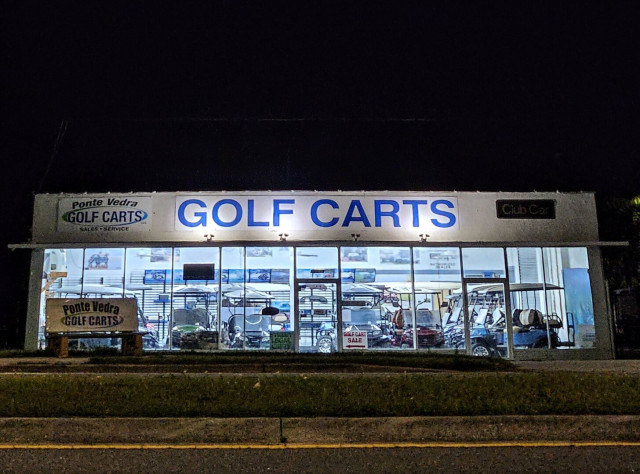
[[2, 446, 639, 474]]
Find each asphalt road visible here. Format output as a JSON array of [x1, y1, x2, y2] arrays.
[[1, 446, 639, 473]]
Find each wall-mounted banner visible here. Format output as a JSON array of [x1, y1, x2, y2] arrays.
[[46, 298, 138, 333], [175, 195, 458, 233], [496, 200, 556, 219], [57, 196, 152, 233]]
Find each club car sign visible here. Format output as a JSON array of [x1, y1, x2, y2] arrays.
[[46, 298, 138, 333], [57, 196, 152, 233]]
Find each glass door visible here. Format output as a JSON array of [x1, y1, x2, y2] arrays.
[[295, 281, 339, 353], [462, 278, 512, 358]]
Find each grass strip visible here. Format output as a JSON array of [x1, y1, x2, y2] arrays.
[[3, 350, 515, 372], [0, 372, 639, 417], [86, 351, 514, 371]]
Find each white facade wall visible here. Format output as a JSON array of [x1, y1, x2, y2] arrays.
[[31, 191, 599, 244]]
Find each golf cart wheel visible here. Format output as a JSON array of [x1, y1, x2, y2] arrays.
[[317, 336, 333, 354], [471, 341, 491, 357]]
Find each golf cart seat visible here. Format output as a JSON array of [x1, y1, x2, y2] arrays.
[[489, 308, 505, 328], [519, 309, 543, 327], [543, 313, 564, 329], [474, 307, 489, 326]]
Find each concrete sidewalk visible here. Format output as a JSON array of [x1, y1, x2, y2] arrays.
[[1, 416, 639, 444], [514, 359, 640, 374]]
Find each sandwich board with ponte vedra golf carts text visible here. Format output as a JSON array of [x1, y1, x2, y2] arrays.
[[46, 298, 138, 333], [45, 298, 141, 357], [343, 330, 368, 350]]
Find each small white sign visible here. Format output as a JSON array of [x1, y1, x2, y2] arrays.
[[343, 330, 368, 350], [46, 298, 138, 333], [57, 196, 152, 233]]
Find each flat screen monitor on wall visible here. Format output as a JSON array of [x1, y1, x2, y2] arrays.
[[183, 263, 216, 281]]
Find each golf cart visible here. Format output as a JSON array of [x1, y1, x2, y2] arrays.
[[443, 282, 575, 356]]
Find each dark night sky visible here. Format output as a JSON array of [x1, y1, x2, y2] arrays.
[[1, 1, 639, 346]]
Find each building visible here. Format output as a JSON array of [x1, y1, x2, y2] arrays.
[[12, 191, 621, 359]]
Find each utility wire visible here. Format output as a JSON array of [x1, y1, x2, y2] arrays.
[[36, 119, 68, 193]]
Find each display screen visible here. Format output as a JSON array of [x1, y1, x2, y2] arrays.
[[183, 263, 215, 281]]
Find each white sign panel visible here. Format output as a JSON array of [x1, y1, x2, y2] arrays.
[[46, 298, 138, 333], [343, 330, 368, 350], [175, 195, 458, 233], [57, 196, 152, 233], [31, 191, 600, 244]]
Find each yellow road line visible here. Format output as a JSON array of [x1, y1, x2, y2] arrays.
[[1, 441, 640, 450]]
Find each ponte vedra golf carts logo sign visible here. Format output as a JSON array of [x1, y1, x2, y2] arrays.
[[46, 298, 138, 333], [57, 196, 152, 233]]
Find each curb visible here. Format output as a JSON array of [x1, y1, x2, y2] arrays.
[[1, 416, 640, 444]]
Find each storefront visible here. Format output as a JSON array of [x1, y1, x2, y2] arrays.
[[16, 191, 618, 359]]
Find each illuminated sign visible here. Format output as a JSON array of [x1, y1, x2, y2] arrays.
[[46, 298, 138, 333], [496, 200, 556, 219], [175, 196, 458, 232], [57, 197, 152, 233]]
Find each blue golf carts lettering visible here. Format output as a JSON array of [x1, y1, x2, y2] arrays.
[[177, 198, 457, 229]]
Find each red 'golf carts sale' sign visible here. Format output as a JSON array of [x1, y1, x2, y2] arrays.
[[343, 330, 368, 350]]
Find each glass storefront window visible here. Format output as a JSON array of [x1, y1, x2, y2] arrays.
[[221, 247, 294, 350], [82, 248, 125, 296], [340, 246, 412, 351], [412, 247, 461, 350], [543, 247, 595, 349], [461, 248, 506, 278], [169, 247, 220, 351], [506, 247, 556, 350], [296, 248, 338, 353], [37, 244, 597, 355], [296, 247, 339, 279], [506, 247, 596, 350], [125, 247, 173, 350], [40, 248, 84, 349], [220, 247, 245, 350]]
